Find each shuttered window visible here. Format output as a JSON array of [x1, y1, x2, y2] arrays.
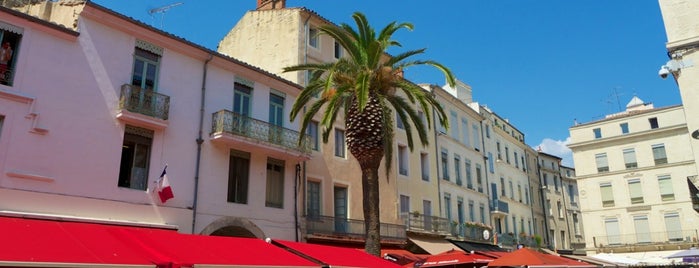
[[628, 178, 643, 204], [658, 175, 675, 201], [600, 182, 614, 207]]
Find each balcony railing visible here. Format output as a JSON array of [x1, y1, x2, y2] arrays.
[[119, 84, 170, 120], [305, 215, 406, 240], [401, 212, 451, 235], [593, 229, 698, 248], [496, 233, 540, 248], [490, 199, 509, 214], [211, 110, 311, 154]]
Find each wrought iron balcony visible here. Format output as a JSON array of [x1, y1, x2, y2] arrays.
[[496, 233, 540, 248], [116, 84, 170, 129], [593, 229, 698, 248], [490, 199, 509, 215], [305, 215, 406, 242], [119, 84, 170, 120], [401, 212, 452, 235], [210, 110, 311, 159]]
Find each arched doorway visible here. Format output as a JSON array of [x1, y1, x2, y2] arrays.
[[200, 216, 265, 239]]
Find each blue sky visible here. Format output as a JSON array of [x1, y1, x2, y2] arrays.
[[93, 0, 681, 166]]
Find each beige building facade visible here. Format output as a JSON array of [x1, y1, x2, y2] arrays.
[[568, 97, 698, 254]]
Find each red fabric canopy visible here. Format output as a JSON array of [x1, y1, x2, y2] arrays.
[[0, 216, 155, 267], [420, 249, 494, 267], [381, 249, 429, 266], [0, 216, 319, 268], [272, 239, 403, 268], [487, 248, 595, 267]]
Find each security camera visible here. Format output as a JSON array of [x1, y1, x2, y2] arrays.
[[658, 65, 670, 79]]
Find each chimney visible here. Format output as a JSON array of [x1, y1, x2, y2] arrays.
[[257, 0, 285, 10]]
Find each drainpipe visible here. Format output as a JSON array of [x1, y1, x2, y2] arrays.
[[192, 54, 214, 233], [525, 151, 536, 237], [295, 163, 301, 241]]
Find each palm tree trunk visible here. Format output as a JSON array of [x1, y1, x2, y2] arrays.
[[361, 164, 381, 256]]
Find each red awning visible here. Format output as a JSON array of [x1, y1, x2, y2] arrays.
[[272, 239, 403, 268], [381, 249, 429, 266], [420, 249, 494, 267], [0, 216, 319, 268], [0, 216, 156, 267], [487, 248, 595, 267], [121, 227, 319, 268]]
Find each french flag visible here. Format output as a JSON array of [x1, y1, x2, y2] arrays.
[[156, 166, 174, 203]]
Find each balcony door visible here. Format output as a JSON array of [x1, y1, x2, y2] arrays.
[[131, 48, 160, 114], [269, 92, 284, 144], [423, 200, 432, 231], [233, 83, 252, 133], [334, 186, 348, 233]]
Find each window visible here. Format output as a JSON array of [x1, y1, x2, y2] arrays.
[[307, 181, 321, 218], [444, 193, 452, 221], [649, 117, 659, 129], [132, 47, 161, 90], [600, 182, 614, 207], [652, 144, 667, 165], [0, 25, 21, 86], [421, 153, 430, 181], [505, 147, 510, 164], [465, 159, 473, 189], [472, 124, 480, 151], [605, 218, 621, 245], [524, 188, 529, 205], [265, 158, 284, 208], [333, 40, 342, 58], [554, 176, 559, 192], [568, 184, 576, 205], [398, 145, 408, 176], [487, 152, 494, 173], [461, 118, 470, 146], [441, 150, 449, 180], [396, 113, 404, 129], [542, 174, 549, 187], [118, 125, 153, 191], [485, 124, 491, 138], [468, 201, 475, 222], [634, 215, 651, 243], [620, 122, 629, 134], [557, 201, 563, 218], [546, 199, 552, 215], [269, 91, 285, 143], [234, 82, 252, 116], [418, 111, 426, 129], [664, 212, 683, 242], [476, 164, 483, 192], [500, 177, 506, 196], [517, 184, 522, 202], [308, 27, 319, 48], [450, 111, 458, 139], [479, 203, 486, 224], [595, 153, 609, 172], [454, 155, 462, 186], [307, 121, 319, 151], [514, 152, 519, 168], [627, 178, 643, 204], [334, 129, 345, 158], [457, 198, 465, 231], [593, 128, 602, 139], [227, 150, 250, 204], [658, 175, 675, 201], [573, 214, 580, 235], [623, 148, 637, 169], [400, 195, 410, 214], [509, 180, 514, 199], [496, 142, 502, 160]]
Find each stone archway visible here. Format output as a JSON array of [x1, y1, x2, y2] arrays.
[[199, 216, 265, 239]]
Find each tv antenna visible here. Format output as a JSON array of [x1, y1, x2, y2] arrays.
[[148, 2, 183, 29]]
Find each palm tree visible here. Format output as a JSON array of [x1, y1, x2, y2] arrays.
[[285, 12, 455, 256]]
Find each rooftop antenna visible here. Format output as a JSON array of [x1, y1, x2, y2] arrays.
[[148, 2, 183, 29]]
